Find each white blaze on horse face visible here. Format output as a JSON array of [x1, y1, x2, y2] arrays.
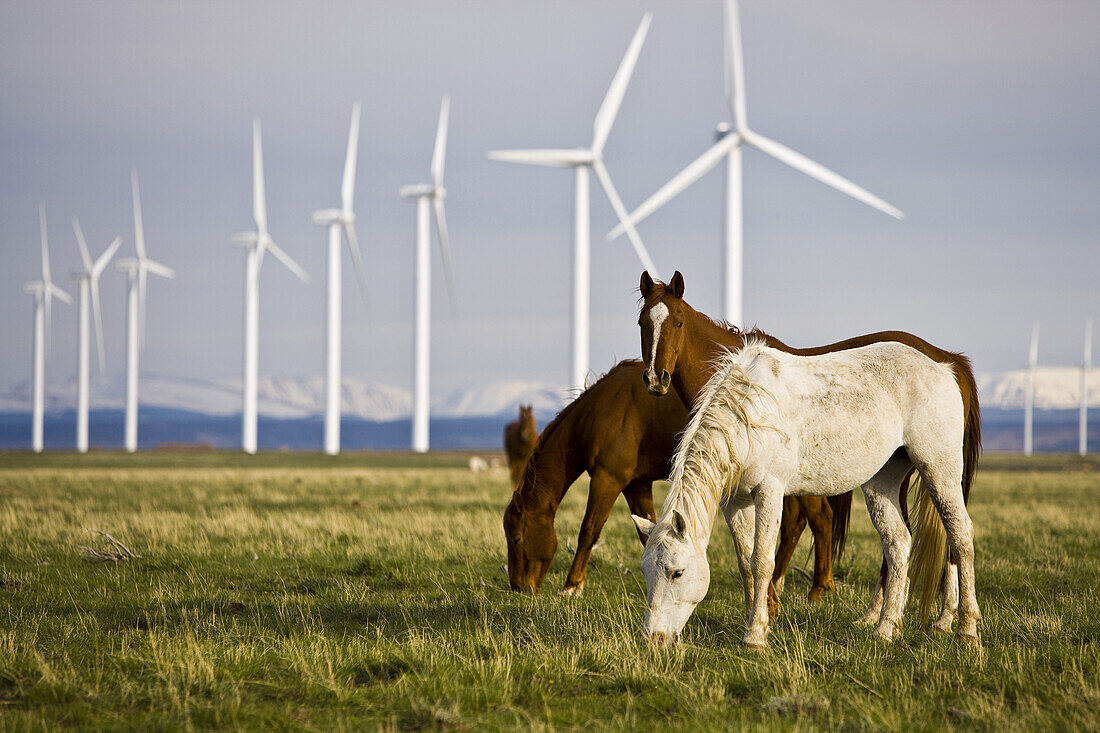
[[640, 532, 711, 644], [646, 302, 669, 381]]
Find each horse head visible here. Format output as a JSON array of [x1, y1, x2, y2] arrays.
[[638, 270, 689, 396], [503, 494, 558, 593], [633, 509, 711, 647]]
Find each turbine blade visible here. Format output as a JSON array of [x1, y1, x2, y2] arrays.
[[1029, 323, 1040, 367], [724, 0, 747, 130], [431, 95, 450, 188], [592, 159, 658, 277], [432, 198, 458, 311], [486, 149, 593, 167], [142, 259, 175, 279], [343, 222, 370, 311], [91, 280, 106, 373], [253, 118, 267, 234], [341, 102, 361, 212], [92, 237, 122, 278], [73, 218, 93, 271], [607, 132, 741, 240], [265, 240, 310, 284], [592, 12, 652, 153], [47, 283, 72, 305], [743, 130, 904, 219], [39, 203, 50, 284], [131, 170, 146, 260]]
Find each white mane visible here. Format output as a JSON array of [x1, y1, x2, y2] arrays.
[[660, 337, 778, 541]]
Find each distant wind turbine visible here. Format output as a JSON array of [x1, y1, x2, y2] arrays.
[[70, 219, 120, 453], [22, 204, 72, 453], [488, 13, 659, 392], [233, 120, 310, 455], [1024, 322, 1040, 457], [1082, 318, 1093, 457], [608, 0, 902, 327], [312, 103, 369, 456], [118, 170, 174, 453], [400, 96, 457, 453]]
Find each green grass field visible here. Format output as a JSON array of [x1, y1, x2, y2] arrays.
[[1, 451, 1098, 730]]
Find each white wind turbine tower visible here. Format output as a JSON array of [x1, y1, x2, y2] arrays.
[[400, 95, 457, 454], [70, 219, 120, 453], [1081, 318, 1092, 456], [312, 103, 369, 456], [118, 170, 175, 453], [1024, 322, 1040, 457], [234, 119, 310, 455], [608, 0, 903, 327], [23, 204, 72, 453], [488, 13, 660, 393]]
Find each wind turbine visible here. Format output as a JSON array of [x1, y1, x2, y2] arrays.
[[1024, 322, 1040, 457], [488, 13, 659, 393], [118, 170, 174, 453], [70, 219, 121, 453], [22, 204, 72, 453], [312, 103, 368, 456], [1081, 318, 1092, 457], [608, 0, 903, 327], [400, 95, 457, 453], [233, 119, 310, 455]]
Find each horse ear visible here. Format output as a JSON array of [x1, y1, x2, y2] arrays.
[[640, 270, 655, 299], [670, 509, 687, 537], [669, 271, 685, 299], [632, 515, 655, 544]]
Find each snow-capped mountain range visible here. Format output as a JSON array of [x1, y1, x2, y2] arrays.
[[1, 368, 1096, 420], [0, 374, 571, 421]]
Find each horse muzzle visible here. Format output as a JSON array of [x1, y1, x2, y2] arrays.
[[644, 629, 679, 648], [644, 368, 671, 396]]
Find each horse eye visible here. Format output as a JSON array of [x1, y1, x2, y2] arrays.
[[676, 322, 683, 328], [671, 569, 684, 580]]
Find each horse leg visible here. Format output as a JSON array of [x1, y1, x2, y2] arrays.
[[622, 480, 656, 546], [770, 496, 806, 601], [561, 469, 622, 597], [720, 493, 756, 623], [910, 453, 980, 645], [933, 553, 960, 634], [744, 479, 784, 649], [804, 496, 835, 601], [861, 456, 914, 642]]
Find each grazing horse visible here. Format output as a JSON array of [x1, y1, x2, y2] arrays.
[[503, 361, 845, 603], [634, 340, 982, 648], [638, 271, 981, 628], [504, 404, 539, 488], [503, 361, 687, 595]]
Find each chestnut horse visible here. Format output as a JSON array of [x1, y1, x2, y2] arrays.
[[504, 404, 538, 487], [638, 271, 981, 628], [503, 359, 845, 604]]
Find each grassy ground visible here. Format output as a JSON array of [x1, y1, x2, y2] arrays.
[[1, 451, 1098, 730]]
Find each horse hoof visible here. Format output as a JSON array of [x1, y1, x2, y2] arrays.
[[560, 584, 583, 598], [853, 613, 876, 627], [743, 641, 767, 652], [932, 621, 953, 635], [957, 632, 981, 648]]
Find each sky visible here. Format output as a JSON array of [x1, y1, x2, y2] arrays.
[[1, 0, 1098, 398]]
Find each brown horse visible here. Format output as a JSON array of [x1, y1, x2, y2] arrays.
[[503, 359, 842, 604], [638, 270, 981, 624], [504, 404, 538, 488]]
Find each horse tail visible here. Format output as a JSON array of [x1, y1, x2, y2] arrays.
[[907, 473, 948, 624], [827, 492, 852, 564]]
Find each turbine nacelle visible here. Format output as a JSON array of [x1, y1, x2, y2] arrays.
[[311, 208, 355, 226], [400, 183, 444, 200]]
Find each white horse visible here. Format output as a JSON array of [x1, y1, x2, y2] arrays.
[[632, 339, 980, 649]]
